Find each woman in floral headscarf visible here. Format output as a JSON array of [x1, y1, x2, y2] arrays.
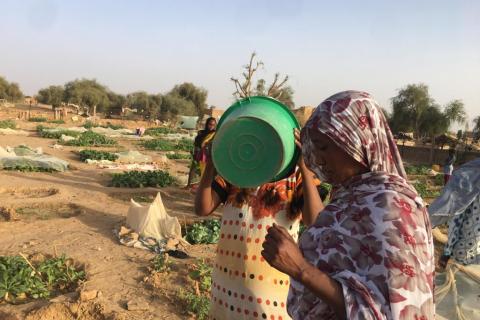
[[262, 91, 435, 319]]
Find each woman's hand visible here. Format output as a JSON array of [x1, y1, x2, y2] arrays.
[[261, 224, 309, 281], [294, 129, 307, 170]]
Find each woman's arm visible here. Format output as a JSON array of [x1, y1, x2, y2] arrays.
[[262, 224, 346, 319], [295, 129, 324, 226], [194, 160, 223, 216]]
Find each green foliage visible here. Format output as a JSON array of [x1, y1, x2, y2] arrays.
[[444, 100, 466, 129], [185, 219, 220, 244], [64, 131, 117, 146], [84, 121, 125, 130], [418, 105, 448, 138], [405, 165, 430, 175], [189, 260, 212, 293], [169, 82, 208, 117], [3, 165, 55, 173], [160, 94, 197, 121], [434, 174, 444, 186], [110, 170, 175, 188], [37, 125, 81, 139], [143, 138, 193, 152], [0, 255, 85, 303], [0, 120, 16, 129], [151, 254, 170, 273], [29, 117, 47, 122], [166, 153, 192, 160], [144, 127, 178, 136], [48, 120, 65, 124], [36, 85, 64, 109], [178, 290, 210, 320], [414, 182, 441, 198], [64, 79, 111, 114], [0, 76, 23, 102], [78, 150, 118, 162]]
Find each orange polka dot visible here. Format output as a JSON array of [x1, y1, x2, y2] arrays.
[[257, 297, 262, 304], [235, 221, 239, 225], [249, 223, 254, 229], [240, 236, 244, 241], [257, 224, 262, 230], [255, 238, 260, 244], [227, 234, 231, 239], [266, 300, 270, 305], [248, 296, 253, 302], [252, 255, 257, 261], [229, 220, 233, 225], [234, 292, 238, 298], [244, 309, 249, 315], [260, 257, 265, 262], [270, 316, 275, 320], [223, 220, 227, 225], [266, 225, 271, 230], [258, 275, 264, 281], [226, 250, 229, 255], [247, 237, 252, 243], [244, 255, 248, 260], [221, 233, 225, 238], [242, 272, 246, 278], [285, 280, 289, 285], [274, 279, 278, 284], [241, 294, 245, 300], [237, 253, 241, 258], [235, 270, 239, 276], [242, 222, 246, 227], [253, 311, 258, 317], [231, 251, 235, 256], [281, 302, 285, 308], [279, 317, 283, 320], [237, 307, 241, 313]]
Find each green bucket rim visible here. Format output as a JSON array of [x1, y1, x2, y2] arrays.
[[215, 96, 301, 183]]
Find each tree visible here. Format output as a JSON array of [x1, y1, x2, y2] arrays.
[[63, 79, 111, 115], [36, 85, 64, 109], [231, 52, 295, 108], [0, 76, 23, 102], [418, 105, 449, 139], [390, 84, 433, 138], [444, 99, 466, 129], [169, 83, 208, 117], [159, 94, 196, 121], [107, 92, 126, 116]]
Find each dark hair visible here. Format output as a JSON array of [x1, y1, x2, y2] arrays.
[[204, 117, 217, 131]]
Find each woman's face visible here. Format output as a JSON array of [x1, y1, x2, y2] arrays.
[[207, 119, 217, 131], [302, 127, 368, 184]]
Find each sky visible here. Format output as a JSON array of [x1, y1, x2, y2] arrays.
[[0, 0, 479, 128]]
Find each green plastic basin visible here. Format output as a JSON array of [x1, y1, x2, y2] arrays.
[[212, 96, 300, 188]]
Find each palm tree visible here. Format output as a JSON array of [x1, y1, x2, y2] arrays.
[[444, 100, 466, 129]]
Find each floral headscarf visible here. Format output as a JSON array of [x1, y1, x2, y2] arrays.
[[288, 91, 435, 320], [302, 90, 406, 182]]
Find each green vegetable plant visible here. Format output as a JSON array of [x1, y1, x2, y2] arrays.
[[28, 117, 47, 122], [110, 170, 175, 188], [37, 125, 81, 139], [151, 254, 170, 273], [0, 120, 16, 129], [185, 219, 220, 244], [78, 150, 118, 162], [143, 138, 193, 152], [166, 153, 192, 160], [145, 127, 178, 136], [48, 120, 65, 124], [0, 254, 85, 304], [64, 131, 117, 146]]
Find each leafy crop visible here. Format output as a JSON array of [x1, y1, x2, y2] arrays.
[[143, 138, 193, 152], [37, 125, 81, 139], [110, 170, 175, 188], [48, 120, 65, 124], [151, 254, 170, 273], [414, 182, 441, 198], [64, 131, 117, 146], [0, 120, 16, 129], [405, 165, 431, 175], [185, 219, 220, 244], [189, 260, 212, 293], [0, 255, 85, 303], [166, 153, 192, 160], [28, 117, 47, 122], [84, 121, 125, 130], [3, 165, 55, 172], [178, 290, 210, 320], [78, 150, 118, 162], [145, 127, 178, 136]]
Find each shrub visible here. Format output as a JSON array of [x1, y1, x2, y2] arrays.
[[178, 290, 210, 320], [37, 125, 82, 139], [405, 165, 430, 175], [78, 150, 118, 162], [110, 170, 175, 188], [48, 120, 65, 124], [0, 120, 16, 129]]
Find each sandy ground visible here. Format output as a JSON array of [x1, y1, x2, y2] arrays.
[[0, 127, 215, 320]]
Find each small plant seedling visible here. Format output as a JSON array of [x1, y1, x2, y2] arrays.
[[110, 170, 175, 188]]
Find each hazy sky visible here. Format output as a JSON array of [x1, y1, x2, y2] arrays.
[[1, 0, 479, 127]]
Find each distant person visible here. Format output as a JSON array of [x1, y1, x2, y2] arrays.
[[186, 117, 217, 189], [443, 148, 456, 185], [429, 158, 480, 268], [194, 129, 323, 320], [135, 127, 145, 137]]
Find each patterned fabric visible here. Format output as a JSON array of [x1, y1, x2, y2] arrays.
[[210, 170, 315, 320], [429, 158, 480, 227], [289, 91, 435, 320], [443, 195, 480, 265]]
